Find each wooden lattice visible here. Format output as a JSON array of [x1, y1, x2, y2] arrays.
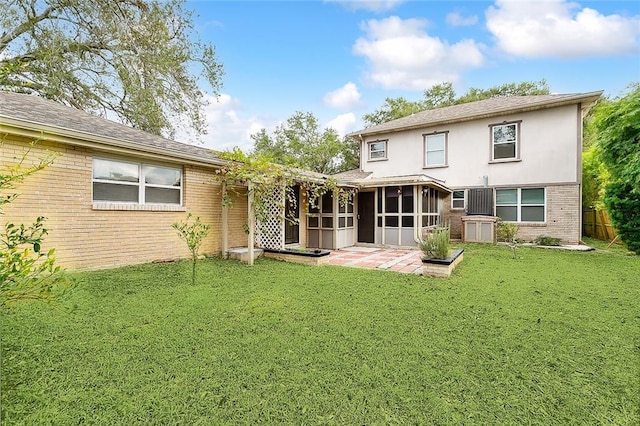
[[256, 186, 285, 250]]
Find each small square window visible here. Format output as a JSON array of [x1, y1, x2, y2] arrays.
[[451, 190, 465, 209]]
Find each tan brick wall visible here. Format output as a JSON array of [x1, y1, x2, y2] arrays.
[[515, 184, 581, 244], [441, 185, 581, 244], [441, 192, 465, 240], [1, 137, 248, 270]]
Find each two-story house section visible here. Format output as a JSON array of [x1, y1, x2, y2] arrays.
[[344, 91, 602, 245]]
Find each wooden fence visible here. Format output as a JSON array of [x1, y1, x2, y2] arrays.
[[583, 209, 617, 240]]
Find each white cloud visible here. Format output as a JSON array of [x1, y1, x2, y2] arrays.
[[486, 0, 640, 58], [176, 94, 276, 153], [353, 16, 485, 90], [322, 82, 361, 109], [446, 12, 478, 27], [325, 0, 404, 13], [325, 113, 357, 137]]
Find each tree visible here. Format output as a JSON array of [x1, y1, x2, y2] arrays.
[[363, 80, 550, 127], [0, 0, 223, 139], [362, 97, 424, 127], [172, 213, 210, 285], [252, 111, 359, 174], [592, 83, 640, 253], [1, 142, 70, 307]]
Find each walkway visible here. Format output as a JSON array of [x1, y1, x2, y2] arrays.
[[326, 246, 424, 274]]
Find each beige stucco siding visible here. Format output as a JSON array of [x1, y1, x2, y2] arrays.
[[1, 137, 248, 269], [362, 105, 580, 188]]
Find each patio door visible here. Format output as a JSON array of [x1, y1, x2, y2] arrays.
[[357, 192, 375, 243], [285, 185, 300, 244]]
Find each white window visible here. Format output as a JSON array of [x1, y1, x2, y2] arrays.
[[368, 140, 387, 161], [424, 132, 447, 167], [451, 190, 465, 209], [93, 158, 182, 205], [496, 188, 545, 222], [491, 122, 519, 161]]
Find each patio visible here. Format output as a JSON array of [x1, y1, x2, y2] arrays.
[[326, 246, 425, 274]]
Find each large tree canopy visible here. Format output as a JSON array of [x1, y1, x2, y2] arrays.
[[592, 83, 640, 253], [251, 112, 359, 175], [363, 80, 550, 127], [0, 0, 223, 139]]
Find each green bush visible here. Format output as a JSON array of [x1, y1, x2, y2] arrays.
[[604, 181, 640, 254], [496, 220, 519, 243], [419, 226, 450, 259], [534, 235, 562, 246]]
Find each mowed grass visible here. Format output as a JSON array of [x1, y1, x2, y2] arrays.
[[2, 244, 639, 425]]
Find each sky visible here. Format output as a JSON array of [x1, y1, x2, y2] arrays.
[[183, 0, 640, 151]]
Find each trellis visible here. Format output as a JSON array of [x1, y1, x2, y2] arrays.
[[255, 186, 285, 250]]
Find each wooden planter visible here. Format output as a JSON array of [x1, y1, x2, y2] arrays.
[[422, 249, 464, 278]]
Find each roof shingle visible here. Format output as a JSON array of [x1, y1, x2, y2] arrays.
[[0, 92, 222, 164], [349, 91, 602, 138]]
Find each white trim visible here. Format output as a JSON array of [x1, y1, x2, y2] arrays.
[[451, 189, 466, 210], [495, 187, 546, 223], [367, 140, 388, 161], [423, 131, 448, 167], [92, 157, 183, 206]]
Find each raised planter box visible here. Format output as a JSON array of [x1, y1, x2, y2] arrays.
[[263, 248, 331, 266], [422, 249, 464, 278]]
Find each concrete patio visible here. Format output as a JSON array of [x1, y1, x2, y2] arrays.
[[326, 246, 425, 274]]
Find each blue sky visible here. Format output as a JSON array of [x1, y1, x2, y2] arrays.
[[184, 0, 640, 150]]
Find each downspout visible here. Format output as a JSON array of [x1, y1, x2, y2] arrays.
[[358, 134, 365, 170]]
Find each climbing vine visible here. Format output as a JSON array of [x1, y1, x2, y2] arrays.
[[214, 148, 356, 226]]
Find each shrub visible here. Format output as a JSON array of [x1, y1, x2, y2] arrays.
[[496, 219, 519, 259], [496, 220, 519, 243], [534, 235, 562, 246], [604, 181, 640, 254], [172, 213, 211, 285], [419, 226, 450, 259], [1, 142, 70, 308]]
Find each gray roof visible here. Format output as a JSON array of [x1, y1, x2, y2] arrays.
[[332, 168, 372, 183], [0, 92, 223, 165], [349, 91, 603, 138]]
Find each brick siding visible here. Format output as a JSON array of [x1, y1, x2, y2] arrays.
[[1, 137, 248, 270], [443, 184, 581, 244]]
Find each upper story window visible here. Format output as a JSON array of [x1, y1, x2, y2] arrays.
[[496, 187, 545, 222], [491, 122, 520, 161], [451, 190, 465, 209], [93, 158, 182, 205], [424, 132, 448, 167], [368, 140, 388, 161]]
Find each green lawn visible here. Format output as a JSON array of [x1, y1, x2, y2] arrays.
[[2, 243, 639, 425]]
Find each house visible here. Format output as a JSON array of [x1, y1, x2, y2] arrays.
[[1, 90, 601, 271], [342, 91, 603, 245], [0, 92, 250, 269]]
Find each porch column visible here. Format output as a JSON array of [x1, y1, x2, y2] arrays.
[[247, 182, 255, 266], [221, 181, 229, 258]]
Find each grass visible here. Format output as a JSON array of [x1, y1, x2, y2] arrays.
[[2, 244, 639, 425]]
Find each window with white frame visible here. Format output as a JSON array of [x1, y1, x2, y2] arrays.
[[496, 188, 545, 222], [491, 122, 519, 160], [451, 190, 465, 209], [93, 158, 182, 205], [368, 140, 387, 161], [424, 132, 447, 167]]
